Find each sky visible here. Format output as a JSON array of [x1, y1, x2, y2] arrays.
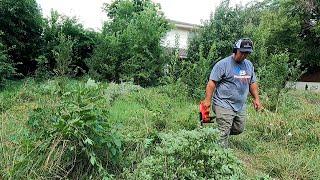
[[36, 0, 258, 30]]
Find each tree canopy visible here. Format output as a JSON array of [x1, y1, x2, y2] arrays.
[[0, 0, 43, 75], [87, 0, 171, 86]]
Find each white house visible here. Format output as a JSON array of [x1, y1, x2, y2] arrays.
[[162, 20, 199, 58]]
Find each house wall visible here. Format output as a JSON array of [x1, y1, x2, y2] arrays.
[[286, 81, 320, 92], [162, 28, 191, 49]]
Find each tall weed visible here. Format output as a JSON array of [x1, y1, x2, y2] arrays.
[[11, 79, 123, 178], [52, 33, 75, 76]]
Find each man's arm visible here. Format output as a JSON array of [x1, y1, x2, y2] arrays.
[[203, 80, 217, 110], [249, 82, 261, 110]]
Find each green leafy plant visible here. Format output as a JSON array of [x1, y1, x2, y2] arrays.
[[0, 0, 43, 75], [42, 10, 97, 77], [87, 0, 171, 86], [181, 44, 217, 100], [124, 128, 245, 179], [0, 39, 15, 86], [52, 33, 75, 76], [257, 51, 303, 111], [14, 79, 122, 178], [34, 55, 53, 79], [187, 0, 245, 62]]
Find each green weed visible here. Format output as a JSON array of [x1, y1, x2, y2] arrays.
[[123, 128, 244, 179], [1, 79, 319, 179]]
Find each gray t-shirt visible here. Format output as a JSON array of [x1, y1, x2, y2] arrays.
[[209, 55, 256, 112]]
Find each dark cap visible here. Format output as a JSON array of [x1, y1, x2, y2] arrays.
[[235, 38, 253, 53]]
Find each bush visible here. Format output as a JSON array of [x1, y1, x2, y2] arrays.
[[257, 51, 302, 111], [0, 0, 43, 75], [124, 128, 245, 179], [0, 40, 15, 86], [34, 55, 52, 79], [87, 0, 171, 86], [187, 0, 245, 62], [13, 79, 122, 178], [183, 0, 246, 99], [41, 10, 97, 77], [181, 44, 217, 100], [52, 33, 75, 76], [163, 43, 216, 100]]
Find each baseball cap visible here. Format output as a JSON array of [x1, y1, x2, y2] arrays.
[[235, 38, 253, 53]]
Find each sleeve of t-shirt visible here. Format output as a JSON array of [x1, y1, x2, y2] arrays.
[[250, 66, 257, 84], [209, 63, 224, 82]]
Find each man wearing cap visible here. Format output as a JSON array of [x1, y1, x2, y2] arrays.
[[202, 38, 261, 148]]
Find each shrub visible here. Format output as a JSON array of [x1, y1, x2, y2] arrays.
[[257, 51, 303, 111], [160, 37, 182, 85], [187, 0, 245, 62], [52, 33, 75, 76], [183, 0, 246, 99], [0, 0, 43, 75], [87, 0, 171, 86], [0, 40, 15, 86], [34, 55, 53, 79], [181, 44, 217, 100], [124, 128, 245, 179], [40, 10, 97, 77], [13, 79, 122, 178]]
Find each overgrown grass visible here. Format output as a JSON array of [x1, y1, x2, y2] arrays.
[[231, 90, 320, 179], [0, 79, 202, 179], [1, 79, 319, 179]]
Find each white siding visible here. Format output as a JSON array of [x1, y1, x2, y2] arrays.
[[286, 82, 320, 92], [162, 29, 190, 49]]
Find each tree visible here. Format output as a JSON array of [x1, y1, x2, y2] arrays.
[[40, 11, 98, 77], [187, 0, 246, 63], [0, 0, 43, 75], [250, 0, 304, 111], [252, 0, 320, 72], [284, 0, 320, 71], [0, 37, 15, 86], [186, 0, 305, 108], [87, 0, 171, 86], [184, 0, 246, 99], [52, 33, 74, 76]]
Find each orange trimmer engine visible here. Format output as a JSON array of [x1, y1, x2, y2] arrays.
[[199, 102, 215, 126]]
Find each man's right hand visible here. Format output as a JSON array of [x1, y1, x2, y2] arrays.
[[202, 99, 211, 112]]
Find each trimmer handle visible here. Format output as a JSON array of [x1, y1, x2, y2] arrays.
[[199, 102, 215, 126]]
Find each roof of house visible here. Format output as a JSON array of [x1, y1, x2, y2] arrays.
[[168, 19, 200, 31]]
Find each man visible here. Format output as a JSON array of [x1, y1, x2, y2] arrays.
[[203, 38, 261, 148]]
